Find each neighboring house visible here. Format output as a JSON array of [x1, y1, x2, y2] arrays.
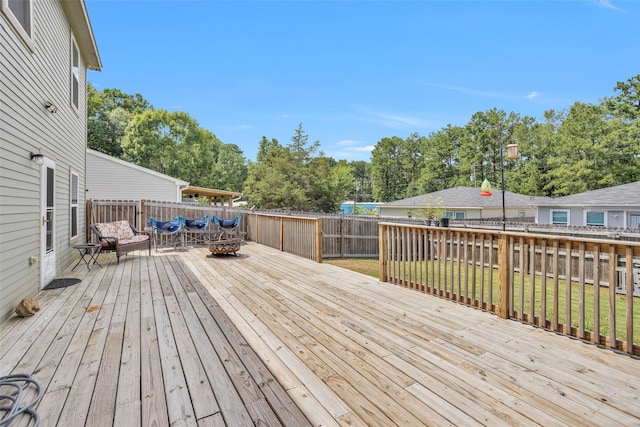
[[1, 1, 101, 320], [87, 149, 241, 206], [87, 149, 189, 202], [535, 181, 640, 229], [380, 186, 540, 220]]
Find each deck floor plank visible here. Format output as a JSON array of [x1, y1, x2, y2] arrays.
[[1, 242, 639, 426]]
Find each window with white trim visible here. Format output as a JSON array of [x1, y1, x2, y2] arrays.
[[551, 210, 569, 225], [71, 37, 80, 110], [70, 172, 79, 240], [585, 211, 605, 227], [2, 0, 33, 46], [443, 211, 466, 219]]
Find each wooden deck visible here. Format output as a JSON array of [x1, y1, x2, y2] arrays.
[[1, 242, 639, 426]]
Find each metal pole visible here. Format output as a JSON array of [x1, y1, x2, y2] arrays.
[[500, 128, 506, 231]]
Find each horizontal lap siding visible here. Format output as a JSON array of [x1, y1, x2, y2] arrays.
[[0, 1, 90, 321], [86, 152, 184, 202]]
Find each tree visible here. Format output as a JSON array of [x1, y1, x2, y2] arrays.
[[371, 136, 406, 202], [121, 109, 216, 187], [544, 102, 619, 195], [605, 74, 640, 123], [87, 84, 152, 157], [211, 143, 248, 192], [243, 124, 352, 212], [417, 125, 463, 192], [348, 160, 373, 202]]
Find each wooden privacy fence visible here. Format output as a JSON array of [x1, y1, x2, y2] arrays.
[[86, 200, 247, 246], [379, 222, 640, 355], [86, 200, 323, 261]]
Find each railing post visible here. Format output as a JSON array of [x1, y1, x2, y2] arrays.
[[280, 217, 284, 251], [379, 223, 388, 282], [316, 219, 323, 263], [497, 233, 510, 319]]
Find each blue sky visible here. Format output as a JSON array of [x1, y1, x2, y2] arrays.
[[86, 0, 640, 163]]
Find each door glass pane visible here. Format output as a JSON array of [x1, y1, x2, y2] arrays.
[[46, 167, 54, 208], [46, 210, 54, 253]]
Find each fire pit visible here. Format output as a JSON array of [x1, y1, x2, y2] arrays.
[[207, 238, 241, 255]]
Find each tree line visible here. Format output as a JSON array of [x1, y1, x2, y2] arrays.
[[88, 74, 640, 211]]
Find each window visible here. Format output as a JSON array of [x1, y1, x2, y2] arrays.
[[443, 211, 465, 219], [630, 214, 640, 229], [551, 210, 569, 225], [2, 0, 32, 46], [586, 211, 605, 227], [70, 172, 79, 240], [71, 38, 79, 110]]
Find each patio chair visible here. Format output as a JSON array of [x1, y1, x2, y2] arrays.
[[148, 216, 184, 250], [183, 215, 210, 246], [212, 215, 242, 240], [91, 220, 151, 264]]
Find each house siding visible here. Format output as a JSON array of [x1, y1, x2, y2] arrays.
[[86, 150, 188, 202], [0, 1, 93, 321]]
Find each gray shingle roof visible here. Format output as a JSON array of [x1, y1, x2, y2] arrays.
[[384, 186, 547, 208], [538, 181, 640, 207]]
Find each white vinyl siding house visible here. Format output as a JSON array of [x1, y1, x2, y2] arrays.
[[536, 182, 640, 229], [86, 149, 189, 202], [0, 0, 101, 321]]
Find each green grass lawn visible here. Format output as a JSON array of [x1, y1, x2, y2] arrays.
[[325, 258, 639, 345]]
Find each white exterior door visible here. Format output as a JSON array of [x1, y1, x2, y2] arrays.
[[40, 157, 56, 288]]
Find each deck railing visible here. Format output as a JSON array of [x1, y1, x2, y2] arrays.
[[248, 213, 322, 262], [379, 222, 640, 356]]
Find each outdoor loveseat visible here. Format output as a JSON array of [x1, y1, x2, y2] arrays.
[[91, 220, 151, 263]]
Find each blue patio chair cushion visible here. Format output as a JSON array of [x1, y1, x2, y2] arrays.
[[185, 219, 206, 229], [156, 221, 180, 233], [221, 218, 236, 228]]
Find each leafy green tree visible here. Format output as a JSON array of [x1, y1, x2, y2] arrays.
[[348, 160, 373, 202], [244, 125, 352, 212], [121, 109, 216, 187], [605, 74, 640, 123], [544, 102, 620, 195], [401, 133, 425, 198], [211, 143, 248, 192], [371, 136, 406, 202], [87, 84, 152, 157], [417, 125, 463, 192]]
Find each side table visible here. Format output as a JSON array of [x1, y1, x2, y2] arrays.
[[72, 243, 102, 271]]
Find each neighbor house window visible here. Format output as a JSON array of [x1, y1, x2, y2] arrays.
[[443, 211, 465, 219], [70, 172, 79, 240], [2, 0, 33, 47], [71, 37, 79, 110], [551, 210, 569, 225], [630, 214, 640, 229], [585, 211, 605, 227]]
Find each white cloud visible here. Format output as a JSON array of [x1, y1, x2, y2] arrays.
[[353, 106, 435, 130], [525, 91, 539, 99], [596, 0, 622, 11], [345, 145, 375, 153]]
